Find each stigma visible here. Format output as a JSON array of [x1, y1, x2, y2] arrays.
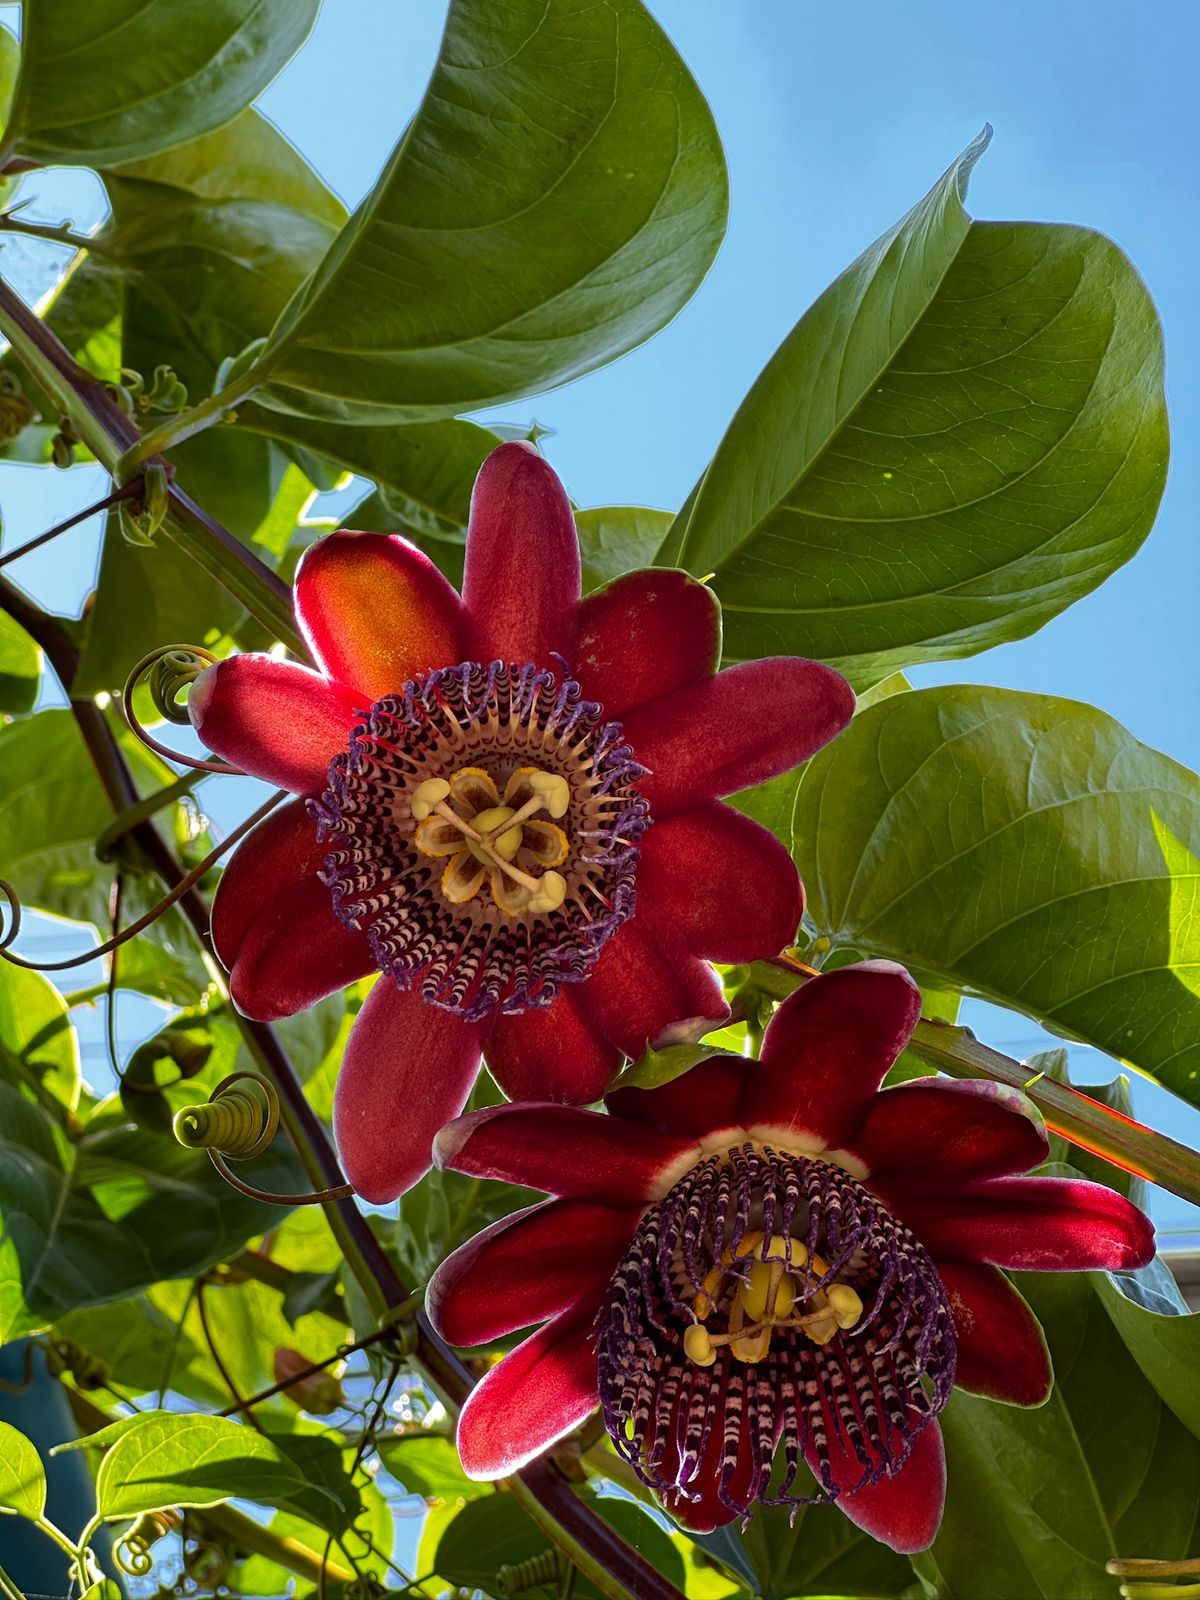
[[311, 661, 649, 1020]]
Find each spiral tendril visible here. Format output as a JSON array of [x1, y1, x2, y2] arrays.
[[116, 1509, 180, 1576], [122, 644, 245, 773], [497, 1550, 573, 1597], [176, 1071, 355, 1205], [173, 1071, 280, 1160]]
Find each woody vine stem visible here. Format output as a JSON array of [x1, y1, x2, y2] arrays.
[[2, 268, 1199, 1595]]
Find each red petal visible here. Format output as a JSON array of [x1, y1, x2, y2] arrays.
[[188, 654, 364, 794], [433, 1103, 699, 1205], [427, 1198, 636, 1347], [227, 876, 374, 1021], [484, 987, 621, 1105], [851, 1080, 1048, 1187], [333, 981, 484, 1203], [607, 1056, 748, 1142], [211, 798, 325, 965], [462, 442, 580, 665], [937, 1261, 1052, 1406], [575, 569, 719, 718], [738, 963, 922, 1150], [812, 1413, 945, 1554], [295, 530, 465, 701], [579, 896, 729, 1060], [622, 658, 854, 816], [890, 1176, 1156, 1271], [636, 803, 803, 962], [455, 1306, 597, 1478]]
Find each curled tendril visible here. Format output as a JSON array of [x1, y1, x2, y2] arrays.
[[0, 791, 284, 975], [174, 1072, 354, 1205], [498, 1550, 572, 1598], [122, 644, 245, 774], [116, 1509, 181, 1576]]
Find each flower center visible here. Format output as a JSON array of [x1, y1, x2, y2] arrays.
[[311, 661, 649, 1020], [597, 1144, 956, 1522]]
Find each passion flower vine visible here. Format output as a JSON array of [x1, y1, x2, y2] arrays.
[[188, 442, 855, 1201], [427, 962, 1155, 1552]]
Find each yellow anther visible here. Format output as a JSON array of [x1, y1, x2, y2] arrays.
[[825, 1282, 864, 1331], [529, 770, 570, 819], [411, 777, 450, 821], [468, 806, 523, 863], [803, 1307, 840, 1346], [730, 1327, 771, 1363], [527, 869, 567, 913], [683, 1323, 716, 1368]]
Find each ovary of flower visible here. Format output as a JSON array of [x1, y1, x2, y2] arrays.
[[686, 1229, 865, 1367]]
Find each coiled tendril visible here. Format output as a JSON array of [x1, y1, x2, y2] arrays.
[[121, 643, 244, 773], [172, 1072, 354, 1206]]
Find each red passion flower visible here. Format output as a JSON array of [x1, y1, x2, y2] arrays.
[[189, 443, 855, 1202], [427, 962, 1156, 1551]]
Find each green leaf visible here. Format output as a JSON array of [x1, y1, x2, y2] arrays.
[[91, 1410, 318, 1521], [0, 610, 39, 712], [100, 111, 346, 378], [378, 1431, 487, 1504], [52, 1293, 225, 1409], [435, 1492, 685, 1600], [698, 1500, 911, 1600], [793, 685, 1200, 1104], [0, 1071, 305, 1327], [0, 959, 80, 1114], [4, 0, 320, 167], [1094, 1272, 1200, 1442], [246, 0, 728, 424], [913, 1272, 1200, 1599], [0, 1420, 46, 1520], [614, 1042, 741, 1094], [576, 507, 673, 595], [659, 130, 1168, 688]]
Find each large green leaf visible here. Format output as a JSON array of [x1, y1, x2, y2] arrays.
[[0, 610, 40, 711], [244, 0, 728, 424], [793, 686, 1200, 1102], [698, 1500, 911, 1598], [0, 960, 79, 1115], [913, 1272, 1200, 1599], [1094, 1271, 1200, 1442], [0, 1072, 304, 1332], [576, 506, 673, 594], [658, 131, 1168, 688], [89, 1411, 319, 1521], [0, 1420, 45, 1521], [3, 0, 319, 167]]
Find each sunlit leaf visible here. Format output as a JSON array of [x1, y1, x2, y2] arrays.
[[4, 0, 320, 167], [793, 686, 1200, 1103], [244, 0, 728, 423], [0, 609, 39, 711], [659, 130, 1168, 688], [0, 1419, 46, 1520]]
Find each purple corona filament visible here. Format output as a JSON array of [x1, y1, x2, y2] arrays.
[[310, 660, 650, 1022], [597, 1145, 957, 1521]]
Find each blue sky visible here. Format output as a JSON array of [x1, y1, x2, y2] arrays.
[[3, 1, 1198, 1230]]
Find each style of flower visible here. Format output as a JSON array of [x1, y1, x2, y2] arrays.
[[426, 962, 1156, 1551], [189, 442, 855, 1202]]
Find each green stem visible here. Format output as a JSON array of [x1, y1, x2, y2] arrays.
[[909, 1018, 1200, 1207], [0, 274, 305, 657], [0, 1560, 23, 1600], [117, 367, 262, 476], [0, 216, 112, 254]]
